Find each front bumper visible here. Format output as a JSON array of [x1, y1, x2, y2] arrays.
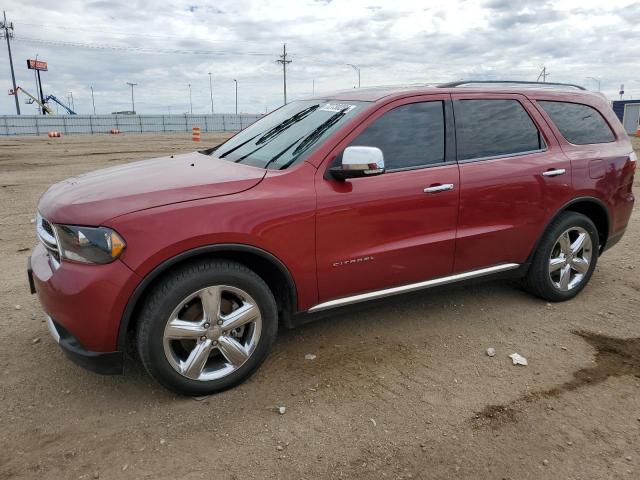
[[46, 315, 123, 374], [29, 243, 140, 373]]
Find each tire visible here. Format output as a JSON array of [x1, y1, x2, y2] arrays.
[[524, 211, 599, 302], [136, 259, 278, 395]]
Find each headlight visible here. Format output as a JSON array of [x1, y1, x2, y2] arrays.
[[55, 225, 126, 264]]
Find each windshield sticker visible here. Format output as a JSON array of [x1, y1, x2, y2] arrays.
[[319, 103, 357, 113]]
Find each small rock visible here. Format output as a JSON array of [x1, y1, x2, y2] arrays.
[[509, 353, 528, 366], [567, 441, 573, 446], [160, 438, 166, 445], [561, 346, 567, 351], [370, 418, 377, 427], [278, 406, 286, 415], [304, 353, 317, 361], [542, 459, 549, 466], [30, 218, 35, 224], [626, 456, 632, 462], [92, 472, 100, 479], [122, 464, 128, 471], [546, 303, 552, 307], [14, 305, 21, 310], [486, 347, 496, 357], [276, 445, 284, 451], [32, 337, 41, 344]]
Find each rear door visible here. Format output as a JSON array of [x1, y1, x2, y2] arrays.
[[315, 95, 460, 302], [451, 93, 574, 272]]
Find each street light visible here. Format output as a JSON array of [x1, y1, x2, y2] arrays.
[[346, 64, 361, 88], [586, 76, 601, 91], [208, 73, 214, 114], [233, 79, 238, 115], [126, 82, 137, 113], [188, 83, 193, 114]]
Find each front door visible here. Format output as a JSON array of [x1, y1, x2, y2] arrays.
[[315, 95, 460, 302]]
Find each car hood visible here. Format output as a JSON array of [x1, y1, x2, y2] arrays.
[[38, 151, 267, 225]]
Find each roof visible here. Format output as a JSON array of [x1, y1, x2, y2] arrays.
[[312, 81, 603, 103]]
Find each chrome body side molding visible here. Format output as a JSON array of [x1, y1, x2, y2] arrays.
[[308, 263, 520, 313]]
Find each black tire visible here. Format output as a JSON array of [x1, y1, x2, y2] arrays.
[[136, 259, 278, 396], [524, 211, 599, 302]]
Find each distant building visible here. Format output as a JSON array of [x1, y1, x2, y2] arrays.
[[111, 110, 136, 115], [611, 100, 640, 134]]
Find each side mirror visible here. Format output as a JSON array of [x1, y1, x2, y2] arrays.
[[330, 146, 385, 181]]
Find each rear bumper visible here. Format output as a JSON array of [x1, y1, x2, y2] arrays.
[[46, 316, 124, 375]]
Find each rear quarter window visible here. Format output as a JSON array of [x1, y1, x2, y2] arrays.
[[538, 100, 615, 145]]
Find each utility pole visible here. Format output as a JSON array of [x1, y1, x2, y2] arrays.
[[312, 79, 315, 95], [536, 66, 548, 83], [2, 11, 20, 114], [347, 64, 361, 88], [188, 83, 193, 114], [276, 43, 292, 105], [208, 72, 214, 114], [90, 86, 96, 114], [233, 79, 238, 115], [69, 91, 75, 111], [126, 82, 137, 112]]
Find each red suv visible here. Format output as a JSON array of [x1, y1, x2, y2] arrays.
[[29, 81, 636, 395]]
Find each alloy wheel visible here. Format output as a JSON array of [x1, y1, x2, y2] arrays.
[[548, 226, 593, 292], [162, 285, 262, 381]]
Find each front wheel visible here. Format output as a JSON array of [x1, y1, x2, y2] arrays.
[[136, 260, 278, 395], [524, 211, 599, 302]]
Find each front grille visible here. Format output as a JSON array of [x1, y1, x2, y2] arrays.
[[36, 212, 61, 269]]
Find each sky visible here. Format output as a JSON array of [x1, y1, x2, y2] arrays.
[[0, 0, 639, 115]]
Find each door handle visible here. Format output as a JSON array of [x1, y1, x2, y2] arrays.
[[424, 183, 455, 193], [542, 168, 566, 177]]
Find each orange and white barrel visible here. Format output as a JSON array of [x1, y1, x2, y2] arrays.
[[192, 126, 201, 142]]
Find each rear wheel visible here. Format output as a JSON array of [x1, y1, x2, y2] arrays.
[[524, 212, 599, 302], [136, 260, 278, 395]]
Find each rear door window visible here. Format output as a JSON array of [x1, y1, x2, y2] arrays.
[[454, 99, 544, 161], [538, 101, 615, 145], [348, 101, 445, 170]]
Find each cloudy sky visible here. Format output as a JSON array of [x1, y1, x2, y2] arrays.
[[0, 0, 638, 115]]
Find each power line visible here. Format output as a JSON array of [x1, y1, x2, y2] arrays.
[[13, 35, 276, 57]]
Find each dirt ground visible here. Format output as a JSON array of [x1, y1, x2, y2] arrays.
[[1, 133, 639, 480]]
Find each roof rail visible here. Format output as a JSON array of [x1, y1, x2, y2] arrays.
[[438, 80, 586, 91]]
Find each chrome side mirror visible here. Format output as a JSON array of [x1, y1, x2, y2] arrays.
[[330, 146, 385, 181]]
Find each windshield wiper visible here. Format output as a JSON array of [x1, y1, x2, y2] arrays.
[[262, 109, 349, 170], [255, 104, 320, 146], [287, 109, 348, 160]]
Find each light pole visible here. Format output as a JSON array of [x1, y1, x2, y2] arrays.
[[347, 64, 360, 88], [90, 85, 96, 114], [126, 82, 137, 112], [188, 83, 193, 114], [586, 76, 601, 91], [233, 79, 238, 115], [208, 73, 214, 114]]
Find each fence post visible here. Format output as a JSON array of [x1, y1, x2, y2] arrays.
[[139, 115, 143, 133], [184, 114, 188, 133], [3, 116, 8, 136], [89, 115, 94, 134], [34, 116, 40, 136], [204, 115, 209, 133], [162, 115, 166, 133], [222, 115, 226, 131], [115, 115, 119, 131]]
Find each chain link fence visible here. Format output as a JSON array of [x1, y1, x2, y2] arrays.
[[0, 114, 263, 136]]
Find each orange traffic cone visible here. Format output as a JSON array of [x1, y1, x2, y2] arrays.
[[192, 126, 201, 142]]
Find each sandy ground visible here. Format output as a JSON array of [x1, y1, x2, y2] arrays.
[[1, 133, 639, 480]]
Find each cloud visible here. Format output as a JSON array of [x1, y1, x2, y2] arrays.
[[0, 0, 639, 115]]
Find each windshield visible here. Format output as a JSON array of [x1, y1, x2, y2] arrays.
[[212, 100, 368, 169]]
